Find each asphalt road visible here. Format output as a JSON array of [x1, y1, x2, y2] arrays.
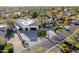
[[47, 30, 65, 45], [19, 39, 55, 53], [59, 24, 79, 38]]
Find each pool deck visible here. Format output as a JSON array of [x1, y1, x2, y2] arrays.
[[20, 33, 42, 48]]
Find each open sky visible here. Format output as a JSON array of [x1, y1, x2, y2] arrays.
[[0, 0, 79, 6]]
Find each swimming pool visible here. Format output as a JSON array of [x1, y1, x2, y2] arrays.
[[19, 30, 37, 41]]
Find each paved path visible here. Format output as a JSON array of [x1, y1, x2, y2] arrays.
[[7, 34, 25, 52]]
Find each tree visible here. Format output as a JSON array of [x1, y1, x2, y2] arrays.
[[0, 36, 7, 52], [32, 11, 38, 18], [60, 43, 70, 53], [37, 30, 47, 37], [53, 8, 62, 13], [6, 19, 16, 39], [3, 43, 14, 53], [0, 36, 7, 45], [38, 13, 48, 28], [64, 16, 69, 26], [6, 19, 16, 29]]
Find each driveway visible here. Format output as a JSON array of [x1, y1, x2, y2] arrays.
[[7, 34, 25, 52], [19, 39, 54, 53]]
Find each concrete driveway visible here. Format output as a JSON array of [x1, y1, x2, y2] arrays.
[[7, 34, 25, 52]]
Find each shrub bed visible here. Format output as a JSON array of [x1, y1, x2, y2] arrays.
[[37, 31, 47, 37], [3, 44, 14, 53]]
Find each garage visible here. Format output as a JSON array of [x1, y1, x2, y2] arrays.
[[25, 28, 28, 31], [30, 28, 37, 30]]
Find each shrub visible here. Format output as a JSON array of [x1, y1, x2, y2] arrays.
[[3, 44, 14, 53], [37, 31, 47, 37], [60, 44, 70, 53], [0, 36, 7, 51], [60, 47, 70, 53], [73, 44, 79, 50], [32, 11, 38, 18], [63, 41, 72, 46]]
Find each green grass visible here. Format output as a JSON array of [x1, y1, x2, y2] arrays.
[[3, 45, 13, 53], [56, 29, 62, 33], [73, 44, 79, 50], [54, 27, 64, 34]]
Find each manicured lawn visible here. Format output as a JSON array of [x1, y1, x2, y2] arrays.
[[54, 27, 64, 34], [73, 44, 79, 50], [56, 29, 62, 33]]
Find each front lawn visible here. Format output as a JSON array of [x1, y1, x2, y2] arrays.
[[54, 27, 64, 34]]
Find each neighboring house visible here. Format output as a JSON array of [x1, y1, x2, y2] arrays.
[[48, 18, 53, 23], [16, 18, 39, 31], [0, 24, 7, 37], [45, 18, 53, 24], [75, 20, 79, 25]]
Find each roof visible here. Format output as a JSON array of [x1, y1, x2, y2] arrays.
[[21, 20, 34, 26], [17, 18, 37, 26], [0, 24, 7, 28]]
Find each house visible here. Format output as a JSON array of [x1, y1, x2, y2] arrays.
[[0, 24, 7, 37], [16, 18, 39, 31]]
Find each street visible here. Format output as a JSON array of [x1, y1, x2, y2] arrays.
[[59, 24, 79, 38]]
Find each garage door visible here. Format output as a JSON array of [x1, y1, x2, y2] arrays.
[[30, 28, 37, 30], [25, 28, 28, 31]]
